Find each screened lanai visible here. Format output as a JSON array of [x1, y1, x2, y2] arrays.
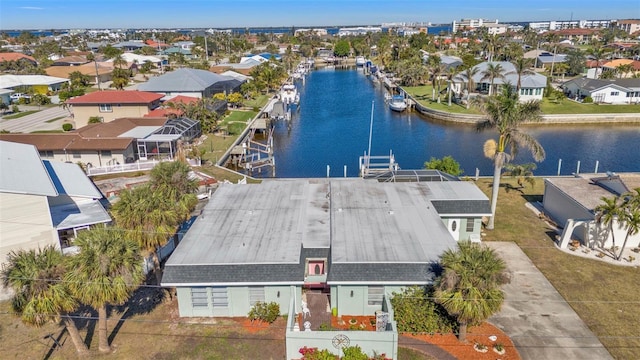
[[136, 117, 201, 160]]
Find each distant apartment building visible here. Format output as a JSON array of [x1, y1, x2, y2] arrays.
[[337, 26, 382, 37], [529, 19, 612, 32], [484, 23, 509, 35], [452, 18, 498, 32], [612, 19, 640, 35], [294, 28, 328, 36]]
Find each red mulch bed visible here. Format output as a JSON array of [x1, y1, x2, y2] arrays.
[[239, 318, 273, 334], [331, 315, 378, 331], [405, 322, 521, 360]]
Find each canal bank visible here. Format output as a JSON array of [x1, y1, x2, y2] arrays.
[[403, 88, 640, 125]]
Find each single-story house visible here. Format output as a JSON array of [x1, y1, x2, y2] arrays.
[[0, 140, 111, 300], [543, 173, 640, 250], [210, 58, 261, 76], [601, 59, 640, 78], [137, 68, 243, 98], [45, 62, 114, 86], [51, 55, 90, 66], [119, 53, 166, 68], [536, 54, 568, 69], [161, 177, 489, 359], [113, 40, 147, 52], [65, 90, 164, 128], [0, 89, 12, 105], [0, 74, 69, 94], [0, 52, 38, 66], [452, 61, 547, 102], [0, 116, 201, 166], [562, 78, 640, 104]]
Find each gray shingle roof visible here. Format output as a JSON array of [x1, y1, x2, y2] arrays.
[[327, 263, 436, 284], [453, 61, 547, 88], [137, 68, 241, 93]]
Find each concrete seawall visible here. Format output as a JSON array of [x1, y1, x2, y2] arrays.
[[407, 92, 640, 126]]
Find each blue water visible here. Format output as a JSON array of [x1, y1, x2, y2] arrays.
[[258, 68, 640, 178]]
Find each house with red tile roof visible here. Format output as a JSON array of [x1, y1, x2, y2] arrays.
[[144, 95, 200, 117], [0, 52, 37, 66], [65, 90, 164, 128]]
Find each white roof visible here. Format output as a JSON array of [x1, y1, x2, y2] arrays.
[[118, 53, 163, 64], [50, 199, 111, 229], [0, 74, 69, 89], [42, 160, 102, 198], [220, 70, 251, 82], [0, 141, 57, 196], [118, 126, 162, 138]]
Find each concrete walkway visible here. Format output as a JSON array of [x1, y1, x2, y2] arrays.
[[486, 242, 613, 360]]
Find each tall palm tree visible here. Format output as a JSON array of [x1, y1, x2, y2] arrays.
[[480, 62, 504, 96], [461, 66, 479, 109], [513, 58, 535, 93], [617, 200, 640, 261], [595, 195, 622, 250], [473, 84, 545, 230], [65, 226, 144, 353], [435, 241, 508, 341], [1, 246, 89, 355], [427, 55, 445, 102], [110, 186, 187, 286], [149, 160, 199, 203]]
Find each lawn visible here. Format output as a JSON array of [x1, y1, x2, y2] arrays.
[[244, 94, 271, 109], [474, 177, 640, 360], [404, 86, 640, 115], [2, 110, 40, 119]]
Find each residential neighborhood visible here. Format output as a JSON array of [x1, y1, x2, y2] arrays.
[[0, 7, 639, 360]]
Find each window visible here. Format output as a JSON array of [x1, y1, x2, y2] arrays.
[[610, 91, 619, 96], [39, 150, 54, 158], [249, 287, 264, 306], [211, 287, 228, 308], [536, 88, 542, 95], [99, 104, 112, 112], [191, 288, 208, 308], [101, 150, 112, 158], [72, 152, 81, 159], [466, 218, 475, 232], [368, 286, 384, 306]]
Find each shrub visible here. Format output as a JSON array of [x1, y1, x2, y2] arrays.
[[390, 286, 456, 334], [62, 123, 73, 131], [342, 345, 368, 360], [252, 106, 260, 112], [247, 301, 280, 324], [583, 96, 593, 103], [424, 155, 463, 176], [299, 346, 337, 360], [88, 116, 103, 124], [11, 105, 19, 113]]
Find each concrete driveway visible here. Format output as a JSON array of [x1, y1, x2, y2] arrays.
[[0, 106, 72, 133], [487, 242, 613, 360]]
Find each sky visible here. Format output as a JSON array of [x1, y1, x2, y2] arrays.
[[0, 0, 638, 30]]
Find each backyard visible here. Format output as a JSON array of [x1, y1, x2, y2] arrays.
[[403, 85, 640, 115]]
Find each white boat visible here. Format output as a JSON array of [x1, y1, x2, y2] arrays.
[[355, 56, 366, 66], [280, 84, 299, 105], [388, 95, 407, 112]]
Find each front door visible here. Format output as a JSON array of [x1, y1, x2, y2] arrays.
[[137, 143, 147, 160], [448, 219, 460, 241]]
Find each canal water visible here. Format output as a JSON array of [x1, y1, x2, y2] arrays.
[[260, 67, 639, 178]]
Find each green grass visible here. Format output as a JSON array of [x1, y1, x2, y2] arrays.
[[30, 130, 64, 133], [475, 178, 640, 360], [405, 86, 640, 116], [2, 110, 39, 119], [244, 94, 271, 109], [45, 116, 66, 123], [540, 98, 640, 114], [219, 110, 257, 126]]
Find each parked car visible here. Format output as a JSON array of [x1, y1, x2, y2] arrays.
[[10, 93, 31, 102]]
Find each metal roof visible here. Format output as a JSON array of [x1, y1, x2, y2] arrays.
[[50, 199, 111, 230], [137, 68, 240, 93], [0, 140, 57, 196], [42, 160, 102, 198], [118, 126, 162, 138], [453, 61, 547, 89]]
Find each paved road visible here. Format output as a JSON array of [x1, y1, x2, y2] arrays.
[[0, 106, 72, 133], [487, 242, 613, 360]]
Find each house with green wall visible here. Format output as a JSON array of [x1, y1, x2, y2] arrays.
[[161, 175, 490, 358]]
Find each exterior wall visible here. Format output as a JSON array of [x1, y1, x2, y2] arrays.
[[38, 148, 132, 167], [287, 292, 398, 359], [176, 285, 297, 317], [543, 181, 594, 228], [440, 217, 481, 241], [331, 286, 404, 316], [519, 87, 544, 102], [0, 192, 58, 300], [590, 88, 628, 104], [71, 104, 154, 128]]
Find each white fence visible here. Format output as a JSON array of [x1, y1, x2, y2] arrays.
[[87, 158, 201, 176]]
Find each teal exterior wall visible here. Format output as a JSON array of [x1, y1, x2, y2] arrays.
[[331, 285, 405, 316], [176, 285, 299, 317], [441, 217, 481, 241]]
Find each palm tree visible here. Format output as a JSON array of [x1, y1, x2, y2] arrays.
[[617, 201, 640, 261], [435, 241, 508, 341], [513, 58, 534, 93], [1, 246, 89, 355], [480, 62, 504, 96], [595, 195, 622, 251], [110, 186, 187, 286], [427, 55, 445, 102], [461, 66, 479, 109], [65, 226, 144, 353], [503, 163, 537, 189], [149, 160, 199, 203], [473, 84, 545, 230]]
